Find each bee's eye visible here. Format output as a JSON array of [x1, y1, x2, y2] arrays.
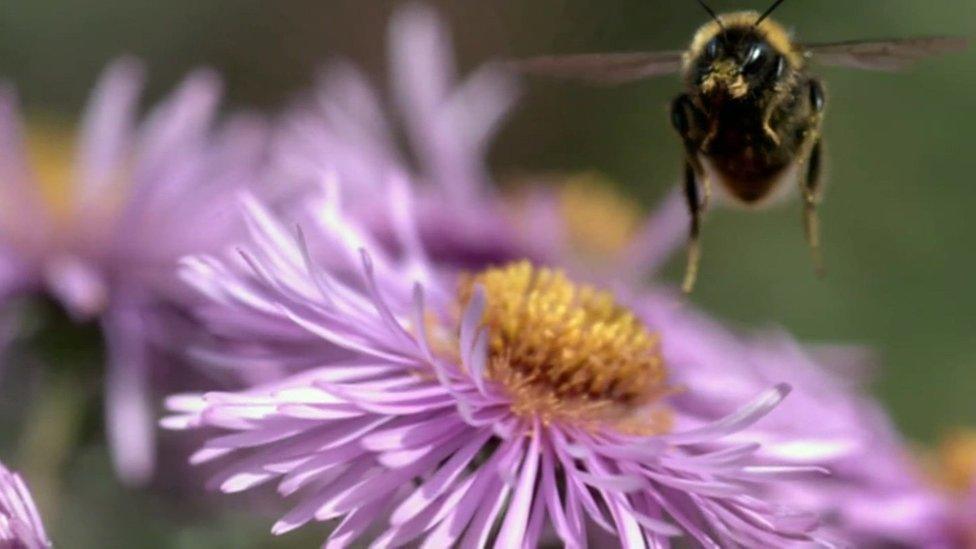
[[705, 37, 722, 59], [742, 43, 769, 73]]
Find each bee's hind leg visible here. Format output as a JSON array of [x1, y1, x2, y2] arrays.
[[671, 93, 709, 293], [801, 138, 826, 277], [681, 161, 707, 293]]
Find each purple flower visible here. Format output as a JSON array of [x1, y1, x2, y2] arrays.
[[0, 59, 267, 483], [0, 462, 51, 549], [282, 4, 648, 273], [166, 185, 830, 547]]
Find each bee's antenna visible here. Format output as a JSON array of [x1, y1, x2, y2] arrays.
[[755, 0, 788, 26], [695, 0, 725, 31]]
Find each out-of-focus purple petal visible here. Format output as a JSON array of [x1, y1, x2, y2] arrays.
[[103, 301, 156, 485], [0, 57, 269, 489], [0, 86, 41, 217], [75, 56, 145, 213], [618, 187, 687, 278], [134, 68, 221, 180], [43, 255, 108, 320]]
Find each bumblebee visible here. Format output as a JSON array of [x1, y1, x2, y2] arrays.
[[513, 0, 966, 292]]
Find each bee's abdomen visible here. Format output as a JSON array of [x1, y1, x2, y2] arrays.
[[703, 128, 793, 202], [708, 155, 789, 203], [700, 89, 810, 203]]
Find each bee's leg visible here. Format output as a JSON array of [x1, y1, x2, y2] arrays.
[[681, 161, 706, 293], [801, 138, 825, 277], [671, 94, 708, 293], [801, 78, 827, 276], [761, 104, 782, 146], [762, 122, 781, 146]]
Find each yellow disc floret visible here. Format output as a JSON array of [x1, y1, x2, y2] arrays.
[[459, 261, 670, 431], [558, 173, 641, 260]]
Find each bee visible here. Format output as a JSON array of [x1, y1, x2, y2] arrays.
[[512, 0, 967, 292]]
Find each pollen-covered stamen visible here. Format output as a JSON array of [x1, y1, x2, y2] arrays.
[[459, 261, 669, 428]]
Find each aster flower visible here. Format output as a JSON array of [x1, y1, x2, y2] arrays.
[[278, 3, 685, 275], [0, 59, 267, 483], [0, 462, 51, 549], [278, 3, 528, 270], [166, 184, 832, 547]]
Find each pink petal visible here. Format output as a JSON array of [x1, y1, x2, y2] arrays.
[[0, 85, 43, 222], [135, 68, 221, 179], [607, 494, 647, 549], [541, 441, 583, 548], [278, 444, 366, 496], [76, 57, 144, 211], [45, 256, 108, 320], [102, 304, 155, 485], [663, 383, 791, 445], [376, 426, 467, 469], [362, 415, 464, 451], [459, 439, 525, 548], [271, 460, 374, 535], [520, 474, 547, 549], [374, 475, 477, 547], [618, 188, 687, 277], [392, 428, 491, 525], [324, 497, 388, 549], [495, 428, 541, 547]]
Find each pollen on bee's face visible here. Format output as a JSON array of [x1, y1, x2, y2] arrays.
[[702, 60, 749, 98], [458, 261, 671, 432]]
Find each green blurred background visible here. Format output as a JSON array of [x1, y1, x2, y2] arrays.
[[0, 0, 973, 546]]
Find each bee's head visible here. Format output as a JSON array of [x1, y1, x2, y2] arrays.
[[686, 9, 803, 101], [697, 28, 785, 99]]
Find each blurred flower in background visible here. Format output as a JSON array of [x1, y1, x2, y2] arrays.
[[0, 461, 51, 549], [276, 4, 687, 291], [277, 5, 532, 272], [184, 4, 536, 388], [0, 58, 268, 484]]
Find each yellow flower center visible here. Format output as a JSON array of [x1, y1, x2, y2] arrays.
[[934, 430, 976, 493], [558, 173, 641, 260], [25, 122, 76, 220], [459, 261, 670, 432]]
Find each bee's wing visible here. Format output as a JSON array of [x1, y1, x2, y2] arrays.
[[506, 51, 685, 85], [804, 37, 968, 71]]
